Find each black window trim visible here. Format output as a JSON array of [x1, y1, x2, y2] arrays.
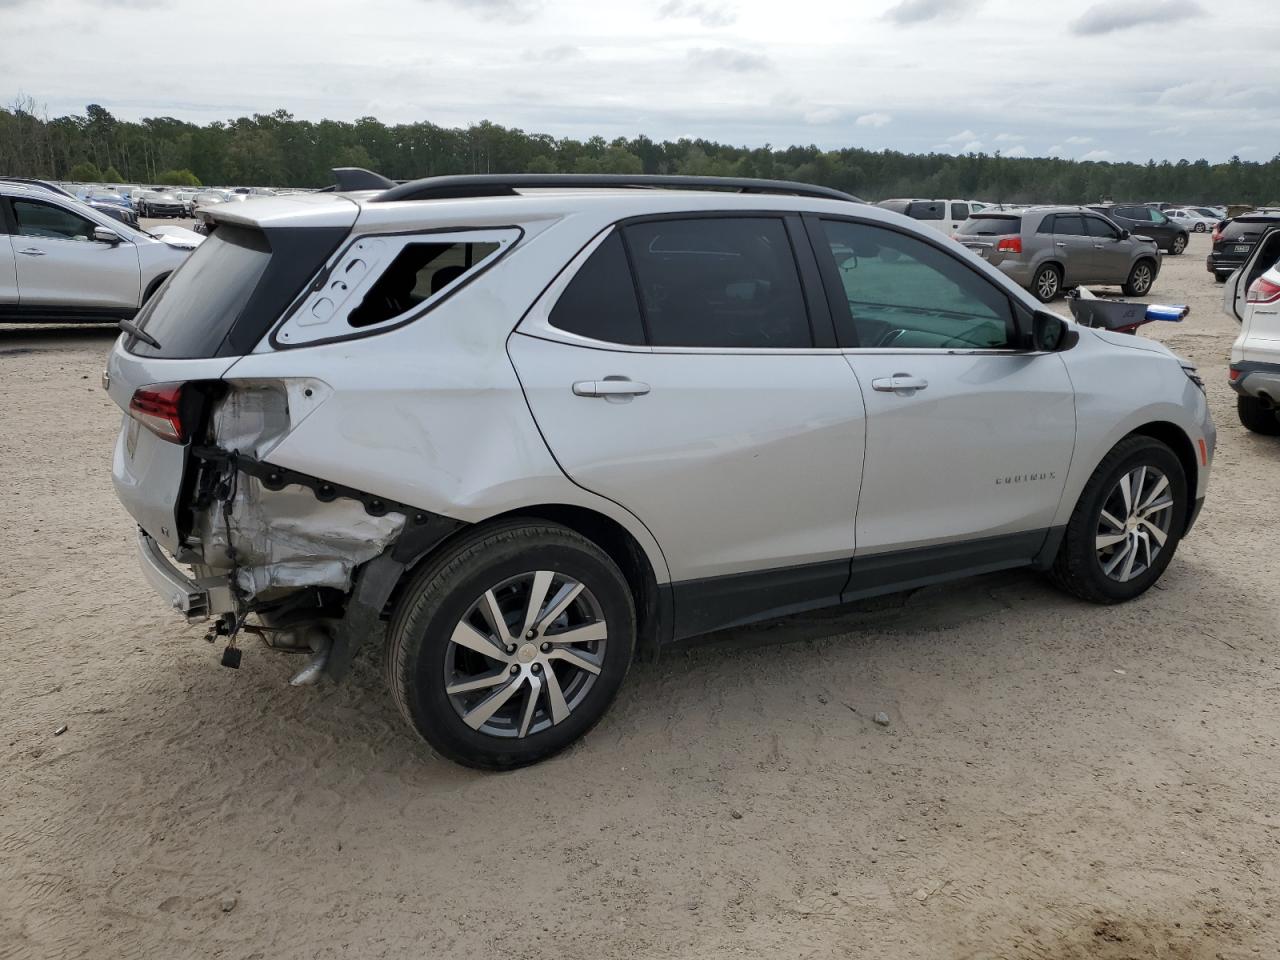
[[8, 195, 101, 244], [801, 212, 1031, 353], [0, 196, 14, 234]]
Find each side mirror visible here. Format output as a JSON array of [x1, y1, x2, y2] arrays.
[[92, 226, 122, 244], [1032, 310, 1072, 351], [1119, 229, 1131, 240]]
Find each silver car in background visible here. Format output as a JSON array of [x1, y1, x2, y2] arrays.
[[955, 206, 1162, 302]]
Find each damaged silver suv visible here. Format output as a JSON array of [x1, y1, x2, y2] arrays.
[[108, 172, 1215, 769]]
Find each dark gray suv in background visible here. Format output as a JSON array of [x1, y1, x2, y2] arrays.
[[1088, 204, 1189, 256], [955, 206, 1162, 302]]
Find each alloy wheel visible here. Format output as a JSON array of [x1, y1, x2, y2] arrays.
[[1036, 269, 1060, 300], [1131, 263, 1153, 294], [1095, 465, 1174, 582], [1172, 235, 1187, 255], [444, 571, 607, 738]]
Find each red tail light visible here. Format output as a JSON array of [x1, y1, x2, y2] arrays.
[[1211, 225, 1223, 243], [1247, 276, 1280, 305], [129, 383, 186, 443], [1229, 367, 1241, 381], [996, 236, 1022, 254]]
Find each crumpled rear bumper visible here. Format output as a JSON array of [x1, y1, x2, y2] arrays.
[[136, 528, 236, 622]]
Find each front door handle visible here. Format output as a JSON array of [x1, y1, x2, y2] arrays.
[[871, 375, 928, 393], [572, 378, 651, 398], [1054, 241, 1067, 248], [18, 248, 46, 256]]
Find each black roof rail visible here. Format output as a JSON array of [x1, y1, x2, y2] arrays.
[[317, 167, 398, 193], [371, 174, 862, 204]]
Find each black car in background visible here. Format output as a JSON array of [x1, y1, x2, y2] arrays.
[[1088, 204, 1189, 256], [1206, 212, 1280, 282]]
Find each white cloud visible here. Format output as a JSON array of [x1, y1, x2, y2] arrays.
[[1070, 0, 1203, 35], [1065, 135, 1094, 144], [960, 140, 983, 153], [805, 107, 841, 124], [1002, 145, 1029, 158], [855, 112, 892, 127], [687, 47, 772, 72], [1047, 144, 1065, 156], [947, 129, 979, 142], [884, 0, 977, 24], [657, 0, 735, 28], [1080, 149, 1114, 161], [994, 132, 1025, 142], [1236, 145, 1259, 154]]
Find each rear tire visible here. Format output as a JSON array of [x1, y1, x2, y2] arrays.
[[1049, 436, 1187, 604], [1237, 395, 1280, 435], [1170, 234, 1188, 255], [1194, 222, 1206, 233], [1031, 264, 1062, 302], [386, 521, 635, 770], [1122, 259, 1156, 297]]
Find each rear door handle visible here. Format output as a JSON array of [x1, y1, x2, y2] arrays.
[[871, 375, 928, 393], [572, 379, 650, 398], [18, 248, 46, 256]]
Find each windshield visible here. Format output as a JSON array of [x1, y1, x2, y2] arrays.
[[957, 215, 1021, 236]]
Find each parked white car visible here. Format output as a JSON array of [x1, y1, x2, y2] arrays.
[[1, 181, 198, 324], [1225, 224, 1280, 432], [106, 173, 1215, 769], [875, 198, 989, 235], [1164, 208, 1218, 233]]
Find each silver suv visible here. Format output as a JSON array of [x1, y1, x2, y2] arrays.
[[106, 173, 1214, 769], [955, 207, 1162, 302]]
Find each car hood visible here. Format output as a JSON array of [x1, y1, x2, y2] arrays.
[[1087, 326, 1178, 359], [148, 225, 205, 249]]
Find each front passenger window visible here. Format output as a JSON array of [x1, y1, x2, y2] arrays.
[[1085, 217, 1120, 240], [820, 219, 1014, 350], [12, 200, 96, 242]]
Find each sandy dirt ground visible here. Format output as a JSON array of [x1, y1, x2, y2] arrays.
[[3, 232, 1279, 960]]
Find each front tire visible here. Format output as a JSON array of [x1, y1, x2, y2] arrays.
[[1237, 395, 1280, 435], [1049, 436, 1187, 604], [1032, 264, 1062, 302], [1122, 259, 1156, 297], [386, 521, 636, 770]]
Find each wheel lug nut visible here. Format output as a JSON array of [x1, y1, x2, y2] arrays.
[[509, 664, 519, 675], [526, 630, 536, 639], [540, 642, 551, 653], [506, 644, 516, 654], [531, 663, 542, 673]]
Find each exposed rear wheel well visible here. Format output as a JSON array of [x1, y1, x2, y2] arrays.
[[391, 505, 664, 654], [1126, 421, 1198, 528]]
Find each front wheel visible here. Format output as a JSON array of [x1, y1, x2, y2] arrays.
[[386, 521, 636, 770], [1170, 234, 1188, 255], [1122, 259, 1156, 297], [1237, 395, 1280, 435], [1049, 435, 1187, 604], [1031, 264, 1062, 302], [1194, 222, 1207, 233]]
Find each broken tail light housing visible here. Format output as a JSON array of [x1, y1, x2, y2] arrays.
[[1246, 276, 1280, 305], [129, 383, 187, 443], [996, 236, 1022, 254]]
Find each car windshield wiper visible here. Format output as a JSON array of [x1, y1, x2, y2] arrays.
[[118, 318, 161, 350]]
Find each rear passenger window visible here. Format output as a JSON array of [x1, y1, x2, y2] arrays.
[[1053, 215, 1087, 236], [622, 217, 811, 348], [951, 202, 969, 220], [908, 202, 944, 221], [548, 232, 645, 345]]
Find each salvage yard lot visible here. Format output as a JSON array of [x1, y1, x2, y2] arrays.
[[2, 233, 1278, 959]]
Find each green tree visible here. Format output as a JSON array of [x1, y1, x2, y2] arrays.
[[68, 160, 103, 182], [156, 168, 201, 186], [102, 165, 123, 182]]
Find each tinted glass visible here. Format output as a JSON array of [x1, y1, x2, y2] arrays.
[[12, 200, 96, 241], [958, 215, 1021, 236], [1150, 210, 1169, 224], [907, 201, 944, 221], [624, 217, 810, 348], [877, 200, 910, 214], [347, 240, 500, 328], [1084, 217, 1120, 239], [1053, 214, 1087, 236], [951, 202, 969, 220], [549, 231, 645, 345], [819, 219, 1014, 350], [1222, 217, 1280, 241]]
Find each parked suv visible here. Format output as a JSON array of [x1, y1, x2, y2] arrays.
[[1, 180, 196, 324], [106, 174, 1214, 769], [1088, 204, 1189, 256], [1223, 224, 1280, 432], [1208, 212, 1280, 283], [955, 207, 1161, 302], [875, 198, 988, 236]]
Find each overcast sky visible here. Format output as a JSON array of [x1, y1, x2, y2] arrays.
[[0, 0, 1275, 163]]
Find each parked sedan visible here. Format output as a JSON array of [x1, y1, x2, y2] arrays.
[[0, 181, 194, 323], [955, 207, 1160, 302], [1088, 204, 1189, 256], [1164, 208, 1218, 233], [136, 190, 186, 219]]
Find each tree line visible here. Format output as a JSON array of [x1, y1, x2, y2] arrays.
[[2, 98, 1276, 205]]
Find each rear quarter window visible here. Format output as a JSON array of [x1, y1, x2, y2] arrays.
[[907, 201, 944, 221]]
